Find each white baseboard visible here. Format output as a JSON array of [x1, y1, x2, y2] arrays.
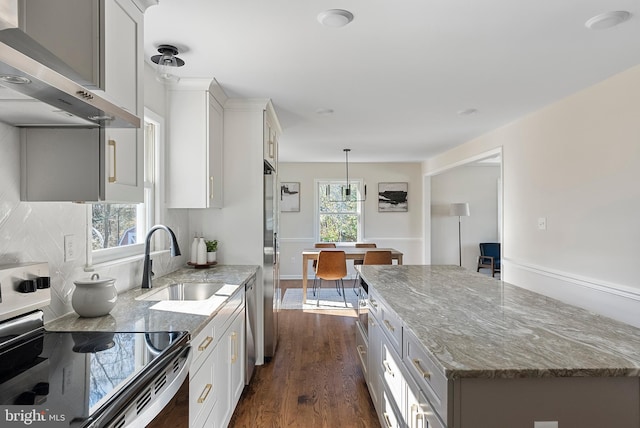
[[504, 258, 640, 328]]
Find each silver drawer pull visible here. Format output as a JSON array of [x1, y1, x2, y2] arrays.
[[370, 298, 378, 308], [412, 358, 431, 380], [383, 319, 395, 332], [198, 336, 213, 351], [197, 383, 212, 403], [383, 412, 393, 428], [383, 360, 395, 377], [357, 345, 366, 357]]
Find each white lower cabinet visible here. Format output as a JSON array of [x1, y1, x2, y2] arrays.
[[189, 288, 246, 428], [365, 286, 445, 428]]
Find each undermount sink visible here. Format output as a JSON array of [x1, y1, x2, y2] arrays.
[[138, 282, 225, 301]]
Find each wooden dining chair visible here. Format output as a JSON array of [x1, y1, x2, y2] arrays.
[[314, 250, 348, 307], [353, 243, 377, 267], [353, 250, 392, 294], [312, 243, 336, 269]]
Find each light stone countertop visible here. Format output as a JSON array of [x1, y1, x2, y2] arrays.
[[358, 265, 640, 380], [45, 265, 258, 338]]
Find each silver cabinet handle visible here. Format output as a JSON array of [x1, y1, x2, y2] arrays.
[[231, 331, 238, 363], [383, 359, 395, 377], [197, 383, 212, 404], [383, 412, 393, 428], [412, 358, 431, 380], [108, 139, 117, 183], [384, 319, 395, 332], [209, 176, 214, 200], [357, 345, 366, 357]]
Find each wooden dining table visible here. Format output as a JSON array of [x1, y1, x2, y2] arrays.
[[301, 247, 404, 303]]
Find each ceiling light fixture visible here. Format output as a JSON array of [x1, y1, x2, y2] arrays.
[[315, 108, 334, 115], [457, 108, 478, 116], [327, 148, 367, 202], [151, 44, 185, 83], [585, 11, 631, 30], [317, 9, 354, 28]]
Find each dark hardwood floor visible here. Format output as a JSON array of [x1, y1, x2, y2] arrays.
[[229, 280, 380, 428]]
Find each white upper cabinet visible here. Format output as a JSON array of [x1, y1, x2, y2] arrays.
[[167, 79, 226, 209], [18, 0, 145, 203]]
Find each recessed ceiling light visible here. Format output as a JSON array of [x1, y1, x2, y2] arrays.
[[457, 108, 478, 116], [317, 9, 354, 28], [0, 75, 31, 85], [315, 108, 335, 115], [585, 11, 631, 30]]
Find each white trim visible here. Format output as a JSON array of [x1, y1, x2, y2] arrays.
[[424, 147, 502, 177], [505, 258, 640, 301], [505, 258, 640, 328]]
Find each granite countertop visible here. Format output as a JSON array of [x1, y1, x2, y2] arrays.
[[358, 265, 640, 380], [46, 265, 258, 338]]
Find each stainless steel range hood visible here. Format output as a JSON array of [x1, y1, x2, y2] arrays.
[[0, 27, 140, 128]]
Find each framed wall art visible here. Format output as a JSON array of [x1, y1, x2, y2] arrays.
[[378, 182, 408, 212], [280, 182, 300, 212]]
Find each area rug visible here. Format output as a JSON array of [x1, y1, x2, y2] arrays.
[[281, 286, 358, 310]]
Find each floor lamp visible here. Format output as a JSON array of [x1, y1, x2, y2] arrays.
[[449, 203, 470, 266]]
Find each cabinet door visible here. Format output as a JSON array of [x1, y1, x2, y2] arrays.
[[368, 313, 383, 414], [102, 128, 143, 202], [229, 310, 245, 406], [208, 94, 224, 208], [103, 0, 142, 113]]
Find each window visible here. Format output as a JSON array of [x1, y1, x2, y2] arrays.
[[316, 180, 363, 242], [91, 113, 160, 263]]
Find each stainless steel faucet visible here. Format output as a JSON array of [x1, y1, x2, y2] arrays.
[[141, 225, 182, 289]]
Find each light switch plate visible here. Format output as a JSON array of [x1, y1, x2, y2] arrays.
[[537, 217, 547, 230], [64, 234, 76, 262], [534, 422, 558, 428]]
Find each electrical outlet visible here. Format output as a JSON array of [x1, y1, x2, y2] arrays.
[[64, 234, 76, 262], [534, 422, 558, 428], [537, 217, 547, 230]]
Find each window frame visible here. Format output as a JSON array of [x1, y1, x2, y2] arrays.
[[314, 178, 364, 243], [87, 108, 164, 266]]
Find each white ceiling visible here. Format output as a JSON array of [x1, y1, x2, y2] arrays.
[[144, 1, 640, 163]]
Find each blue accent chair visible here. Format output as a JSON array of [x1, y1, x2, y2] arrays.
[[477, 243, 501, 277]]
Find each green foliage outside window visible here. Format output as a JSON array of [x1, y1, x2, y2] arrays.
[[318, 183, 360, 242]]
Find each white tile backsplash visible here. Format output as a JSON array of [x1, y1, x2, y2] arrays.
[[0, 122, 189, 322]]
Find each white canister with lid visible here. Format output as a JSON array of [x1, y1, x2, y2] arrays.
[[72, 273, 118, 317]]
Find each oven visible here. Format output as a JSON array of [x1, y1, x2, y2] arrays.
[[357, 277, 369, 338], [0, 263, 191, 428]]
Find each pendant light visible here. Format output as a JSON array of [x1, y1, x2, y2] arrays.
[[151, 44, 185, 83], [327, 148, 367, 202]]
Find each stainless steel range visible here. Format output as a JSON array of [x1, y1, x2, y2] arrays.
[[0, 263, 191, 428]]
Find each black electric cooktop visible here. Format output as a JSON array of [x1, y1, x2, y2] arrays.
[[0, 329, 187, 427]]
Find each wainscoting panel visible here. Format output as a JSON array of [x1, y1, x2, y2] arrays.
[[504, 258, 640, 328]]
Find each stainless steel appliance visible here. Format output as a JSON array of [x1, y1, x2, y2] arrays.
[[0, 4, 139, 128], [263, 160, 280, 360], [245, 275, 256, 383], [357, 278, 369, 339], [0, 263, 191, 427]]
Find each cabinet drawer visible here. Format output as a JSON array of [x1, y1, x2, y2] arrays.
[[404, 328, 448, 421], [212, 289, 244, 334], [356, 322, 368, 381], [381, 343, 403, 409], [190, 348, 217, 427], [191, 323, 216, 372], [379, 300, 403, 355], [381, 389, 402, 428], [368, 289, 381, 320]]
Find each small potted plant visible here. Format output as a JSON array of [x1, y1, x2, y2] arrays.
[[205, 240, 218, 263]]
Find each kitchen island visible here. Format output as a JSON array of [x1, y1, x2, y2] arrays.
[[358, 265, 640, 427]]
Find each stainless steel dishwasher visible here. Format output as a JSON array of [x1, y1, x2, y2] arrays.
[[245, 275, 256, 384]]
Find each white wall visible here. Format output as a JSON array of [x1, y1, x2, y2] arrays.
[[277, 162, 423, 279], [431, 165, 501, 271], [423, 65, 640, 327], [0, 63, 189, 323]]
